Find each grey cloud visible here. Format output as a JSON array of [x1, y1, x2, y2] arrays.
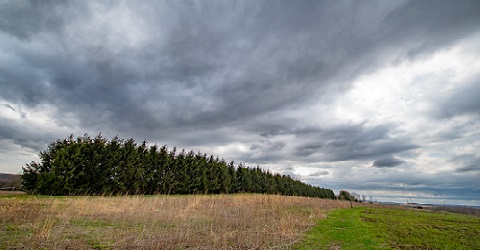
[[249, 140, 285, 151], [2, 104, 15, 112], [308, 170, 329, 177], [0, 121, 50, 152], [294, 124, 417, 162], [2, 0, 479, 137], [456, 165, 480, 173], [451, 154, 480, 173], [235, 122, 417, 167], [437, 77, 480, 118], [1, 0, 480, 203], [0, 0, 68, 40], [435, 126, 468, 141], [297, 144, 324, 157], [382, 0, 480, 60], [372, 157, 406, 168], [243, 140, 287, 163], [1, 105, 27, 119]]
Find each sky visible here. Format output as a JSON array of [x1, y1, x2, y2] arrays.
[[1, 0, 479, 205]]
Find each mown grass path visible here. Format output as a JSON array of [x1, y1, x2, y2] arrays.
[[296, 207, 389, 250], [296, 207, 480, 250]]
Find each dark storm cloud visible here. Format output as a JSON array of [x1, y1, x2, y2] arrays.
[[1, 0, 480, 203], [234, 122, 417, 166], [293, 124, 417, 162], [372, 157, 405, 168], [0, 118, 50, 152], [382, 0, 480, 60], [0, 0, 68, 40], [436, 77, 480, 118], [2, 0, 479, 141]]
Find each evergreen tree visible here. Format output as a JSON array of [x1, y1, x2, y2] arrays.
[[21, 134, 336, 199]]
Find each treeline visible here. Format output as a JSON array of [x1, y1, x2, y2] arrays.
[[0, 173, 21, 190], [22, 134, 335, 198]]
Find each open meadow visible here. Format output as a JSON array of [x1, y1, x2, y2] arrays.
[[1, 193, 479, 249], [0, 194, 351, 249]]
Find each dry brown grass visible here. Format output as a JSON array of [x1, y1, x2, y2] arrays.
[[0, 191, 25, 196], [0, 194, 352, 249]]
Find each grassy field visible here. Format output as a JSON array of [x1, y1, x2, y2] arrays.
[[2, 194, 479, 249], [0, 194, 351, 249], [296, 206, 480, 250]]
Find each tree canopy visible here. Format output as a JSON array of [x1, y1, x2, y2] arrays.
[[21, 134, 335, 199]]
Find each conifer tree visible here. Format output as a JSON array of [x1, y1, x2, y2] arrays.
[[21, 134, 336, 199]]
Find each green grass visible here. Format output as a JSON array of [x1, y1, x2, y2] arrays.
[[296, 207, 480, 250], [296, 207, 389, 250]]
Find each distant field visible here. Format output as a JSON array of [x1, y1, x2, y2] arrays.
[[297, 206, 480, 250], [0, 194, 351, 249], [0, 191, 25, 196]]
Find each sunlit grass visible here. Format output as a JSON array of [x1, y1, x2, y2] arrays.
[[296, 207, 480, 250]]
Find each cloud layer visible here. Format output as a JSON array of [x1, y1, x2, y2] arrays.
[[1, 0, 479, 205]]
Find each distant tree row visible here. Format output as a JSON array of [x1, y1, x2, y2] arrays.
[[0, 173, 21, 190], [22, 134, 335, 199]]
